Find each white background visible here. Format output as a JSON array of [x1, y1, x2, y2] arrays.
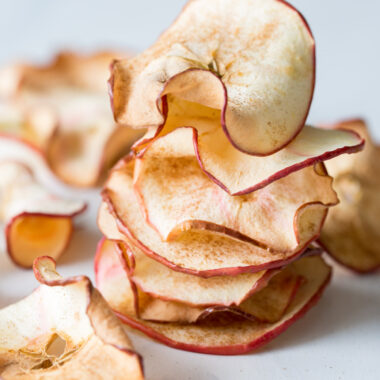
[[0, 1, 379, 380]]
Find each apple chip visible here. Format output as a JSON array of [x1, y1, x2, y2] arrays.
[[0, 256, 144, 379], [95, 240, 319, 324], [320, 119, 380, 273], [0, 162, 86, 267], [95, 240, 301, 323], [97, 238, 278, 307], [133, 97, 363, 195], [111, 0, 317, 156], [99, 155, 335, 276], [134, 127, 338, 252], [0, 51, 143, 187], [0, 69, 56, 153], [95, 239, 331, 355]]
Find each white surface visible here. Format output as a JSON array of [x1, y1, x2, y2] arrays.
[[0, 1, 380, 379]]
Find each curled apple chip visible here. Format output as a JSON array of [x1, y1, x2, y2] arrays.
[[99, 155, 335, 276], [133, 97, 363, 195], [0, 256, 144, 379], [0, 162, 86, 267], [95, 240, 321, 324], [134, 127, 338, 252], [320, 119, 380, 273], [98, 238, 278, 307], [19, 51, 125, 92], [95, 239, 303, 323], [0, 72, 56, 152], [95, 239, 331, 355], [0, 51, 143, 187], [111, 0, 316, 156]]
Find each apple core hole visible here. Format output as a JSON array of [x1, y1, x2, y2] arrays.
[[46, 334, 67, 358], [30, 335, 67, 370]]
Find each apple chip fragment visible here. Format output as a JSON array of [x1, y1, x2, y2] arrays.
[[320, 119, 380, 273], [95, 238, 331, 355], [0, 256, 144, 380], [0, 51, 143, 187], [0, 162, 86, 267]]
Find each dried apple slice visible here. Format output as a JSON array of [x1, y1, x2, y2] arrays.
[[111, 0, 316, 156], [95, 239, 305, 324], [136, 273, 303, 325], [0, 51, 143, 187], [99, 156, 333, 276], [134, 97, 364, 195], [99, 238, 278, 307], [320, 119, 380, 273], [0, 94, 56, 153], [45, 117, 142, 187], [20, 52, 144, 187], [19, 51, 126, 92], [134, 127, 338, 252], [0, 256, 144, 379], [0, 162, 86, 267], [95, 239, 331, 355], [99, 198, 293, 276]]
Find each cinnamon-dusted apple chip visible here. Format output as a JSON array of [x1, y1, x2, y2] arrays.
[[134, 127, 339, 252], [97, 238, 278, 307], [111, 0, 316, 156], [99, 155, 336, 276], [0, 256, 144, 380], [95, 239, 331, 355], [95, 239, 305, 323], [0, 162, 86, 267], [320, 119, 380, 273], [0, 51, 143, 187]]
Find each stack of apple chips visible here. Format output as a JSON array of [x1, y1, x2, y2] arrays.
[[95, 0, 364, 354]]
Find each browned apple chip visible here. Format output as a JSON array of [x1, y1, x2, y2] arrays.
[[95, 239, 331, 355], [0, 256, 144, 379], [98, 155, 336, 275], [320, 119, 380, 273], [0, 51, 143, 187], [111, 0, 317, 156], [0, 162, 86, 267], [134, 127, 338, 252]]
